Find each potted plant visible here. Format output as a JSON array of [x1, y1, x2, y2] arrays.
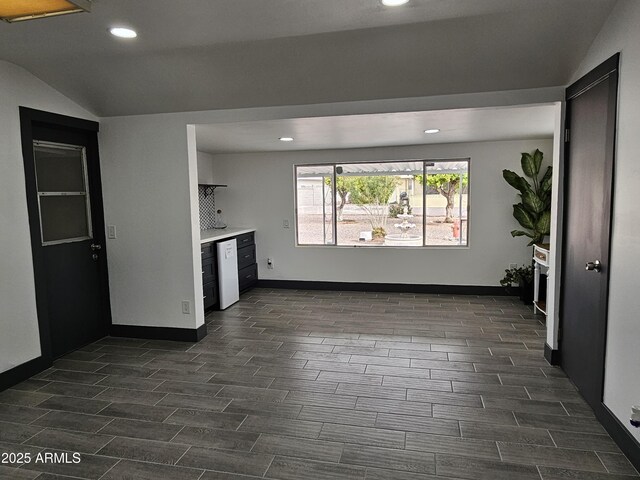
[[500, 149, 551, 303], [502, 149, 552, 246], [500, 265, 534, 304]]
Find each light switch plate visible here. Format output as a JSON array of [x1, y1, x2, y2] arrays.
[[283, 219, 290, 229], [181, 301, 190, 314], [107, 225, 117, 239]]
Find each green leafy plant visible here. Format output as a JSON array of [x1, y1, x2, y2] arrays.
[[500, 265, 534, 287], [415, 173, 468, 223], [372, 226, 387, 239], [502, 149, 552, 246], [389, 202, 412, 218], [325, 176, 356, 221], [349, 176, 399, 235], [324, 175, 398, 235]]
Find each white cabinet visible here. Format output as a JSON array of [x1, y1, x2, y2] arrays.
[[217, 239, 240, 309], [533, 244, 550, 315]]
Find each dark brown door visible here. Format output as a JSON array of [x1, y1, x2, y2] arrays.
[[560, 54, 618, 409], [20, 109, 111, 360]]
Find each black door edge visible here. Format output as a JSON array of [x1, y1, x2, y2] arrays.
[[559, 52, 619, 406], [19, 107, 111, 368]]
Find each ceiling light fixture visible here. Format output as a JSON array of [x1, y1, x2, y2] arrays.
[[110, 27, 137, 39], [1, 0, 91, 23], [424, 129, 440, 134], [381, 0, 410, 6], [279, 137, 294, 142]]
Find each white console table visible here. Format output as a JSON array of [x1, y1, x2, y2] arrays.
[[533, 244, 550, 315]]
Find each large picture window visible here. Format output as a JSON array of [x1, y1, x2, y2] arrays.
[[295, 159, 469, 247]]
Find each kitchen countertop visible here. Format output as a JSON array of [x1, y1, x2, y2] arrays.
[[200, 227, 255, 244]]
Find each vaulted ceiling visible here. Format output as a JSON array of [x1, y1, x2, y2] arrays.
[[0, 0, 616, 117]]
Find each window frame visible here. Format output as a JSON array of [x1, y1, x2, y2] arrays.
[[293, 163, 338, 246], [33, 140, 94, 247], [294, 157, 471, 249]]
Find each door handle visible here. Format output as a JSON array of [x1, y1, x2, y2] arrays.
[[585, 260, 602, 272], [91, 243, 101, 261]]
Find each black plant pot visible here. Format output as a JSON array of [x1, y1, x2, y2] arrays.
[[519, 279, 534, 305]]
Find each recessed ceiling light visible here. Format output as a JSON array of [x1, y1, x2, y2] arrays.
[[279, 137, 294, 142], [424, 129, 440, 134], [110, 27, 137, 38], [382, 0, 410, 6]]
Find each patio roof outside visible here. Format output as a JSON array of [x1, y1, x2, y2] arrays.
[[296, 159, 469, 177]]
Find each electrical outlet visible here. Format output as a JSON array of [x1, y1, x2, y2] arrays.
[[181, 301, 190, 314], [283, 219, 290, 229], [509, 263, 518, 270], [107, 225, 117, 239], [267, 258, 274, 269]]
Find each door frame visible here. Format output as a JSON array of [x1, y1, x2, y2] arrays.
[[19, 107, 112, 365]]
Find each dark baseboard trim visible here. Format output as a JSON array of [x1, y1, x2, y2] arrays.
[[110, 324, 207, 343], [256, 280, 512, 296], [596, 403, 640, 473], [0, 356, 51, 392], [544, 343, 561, 365]]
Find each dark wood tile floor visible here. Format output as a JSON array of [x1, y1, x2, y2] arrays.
[[1, 288, 638, 479]]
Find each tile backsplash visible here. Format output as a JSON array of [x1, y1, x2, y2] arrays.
[[198, 185, 217, 230]]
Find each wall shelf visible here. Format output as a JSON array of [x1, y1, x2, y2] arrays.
[[199, 184, 227, 197]]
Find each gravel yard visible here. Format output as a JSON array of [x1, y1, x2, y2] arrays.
[[297, 214, 467, 246]]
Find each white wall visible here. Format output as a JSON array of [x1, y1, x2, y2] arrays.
[[210, 139, 552, 286], [569, 0, 640, 442], [99, 115, 203, 330], [188, 128, 205, 328], [0, 61, 97, 373], [197, 150, 215, 184], [546, 102, 565, 350]]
